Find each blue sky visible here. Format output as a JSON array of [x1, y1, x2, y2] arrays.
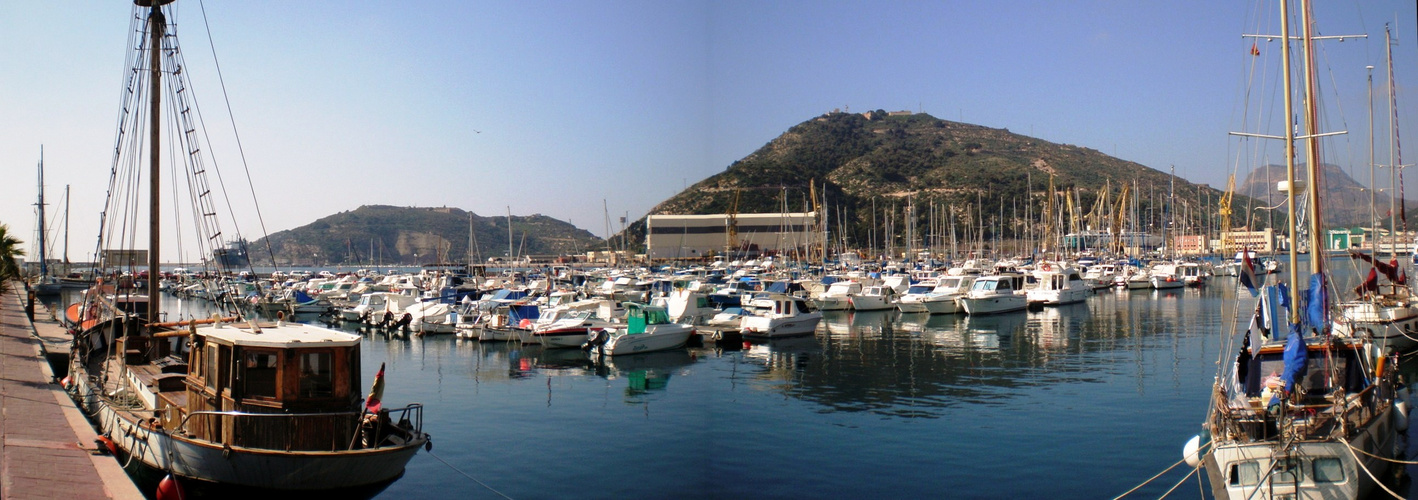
[[1, 1, 1415, 262]]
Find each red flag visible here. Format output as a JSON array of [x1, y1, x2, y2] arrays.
[[365, 362, 386, 412], [1250, 43, 1260, 56]]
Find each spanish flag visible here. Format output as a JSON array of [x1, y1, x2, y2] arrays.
[[365, 362, 385, 412]]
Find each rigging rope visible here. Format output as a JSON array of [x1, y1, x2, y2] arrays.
[[197, 0, 280, 275], [424, 449, 515, 500]]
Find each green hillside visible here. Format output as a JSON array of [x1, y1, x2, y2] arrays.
[[624, 110, 1257, 252], [250, 205, 602, 266]]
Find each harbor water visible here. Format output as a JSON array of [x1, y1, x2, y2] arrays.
[[51, 270, 1418, 498]]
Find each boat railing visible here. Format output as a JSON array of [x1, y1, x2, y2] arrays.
[[176, 403, 425, 451]]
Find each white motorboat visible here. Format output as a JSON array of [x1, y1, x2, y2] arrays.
[[740, 294, 822, 339], [584, 303, 694, 355], [959, 274, 1026, 315], [1149, 263, 1186, 289], [849, 285, 898, 311], [813, 281, 859, 311], [1025, 264, 1090, 306]]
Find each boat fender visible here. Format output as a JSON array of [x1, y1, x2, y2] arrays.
[[156, 474, 186, 500], [1181, 434, 1206, 468], [95, 435, 117, 455], [424, 436, 433, 452], [1397, 401, 1410, 433], [222, 444, 232, 460]]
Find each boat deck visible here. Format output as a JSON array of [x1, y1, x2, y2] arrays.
[[0, 285, 143, 499]]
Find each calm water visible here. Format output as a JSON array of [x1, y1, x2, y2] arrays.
[[54, 265, 1418, 499]]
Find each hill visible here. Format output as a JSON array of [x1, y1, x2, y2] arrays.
[[1236, 163, 1412, 228], [622, 110, 1253, 252], [249, 205, 602, 266]]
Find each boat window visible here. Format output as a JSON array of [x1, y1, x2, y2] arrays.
[[299, 351, 334, 398], [1312, 457, 1343, 482], [244, 351, 279, 399], [204, 344, 218, 390], [971, 280, 998, 292], [1272, 457, 1302, 484], [1228, 461, 1260, 486], [795, 300, 809, 314]]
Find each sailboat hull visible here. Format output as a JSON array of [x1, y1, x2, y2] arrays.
[[1203, 408, 1395, 499]]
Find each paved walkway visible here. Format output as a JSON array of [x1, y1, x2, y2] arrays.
[[0, 286, 143, 499]]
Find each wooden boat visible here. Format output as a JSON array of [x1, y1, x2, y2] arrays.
[[67, 1, 428, 494]]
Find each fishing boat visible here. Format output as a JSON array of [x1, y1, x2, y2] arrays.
[[1192, 7, 1400, 498], [67, 1, 428, 494]]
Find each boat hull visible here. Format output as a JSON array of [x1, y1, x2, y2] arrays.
[[1203, 410, 1394, 499], [960, 295, 1026, 315], [73, 379, 425, 492]]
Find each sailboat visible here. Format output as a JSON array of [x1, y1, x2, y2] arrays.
[[1333, 25, 1418, 353], [1192, 4, 1400, 499], [32, 147, 61, 296], [67, 1, 428, 495]]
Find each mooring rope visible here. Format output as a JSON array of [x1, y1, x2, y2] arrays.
[[1155, 463, 1201, 499], [1344, 441, 1404, 499], [1346, 440, 1418, 465], [425, 449, 515, 500], [1113, 438, 1210, 499]]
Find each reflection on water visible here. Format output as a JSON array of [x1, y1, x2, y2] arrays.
[[42, 282, 1331, 498]]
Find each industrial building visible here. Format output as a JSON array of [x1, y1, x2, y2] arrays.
[[645, 212, 819, 260]]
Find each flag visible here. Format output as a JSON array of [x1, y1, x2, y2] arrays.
[[1239, 250, 1259, 297], [365, 362, 386, 413], [1250, 43, 1260, 56]]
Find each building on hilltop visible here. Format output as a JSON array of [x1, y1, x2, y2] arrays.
[[646, 212, 819, 260]]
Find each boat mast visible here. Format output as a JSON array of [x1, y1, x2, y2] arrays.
[[36, 146, 47, 279], [145, 1, 167, 324], [1278, 0, 1300, 320], [1299, 0, 1326, 277]]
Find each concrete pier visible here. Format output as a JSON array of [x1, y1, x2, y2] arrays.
[[0, 285, 143, 499]]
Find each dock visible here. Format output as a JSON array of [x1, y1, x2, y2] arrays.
[[0, 285, 143, 500]]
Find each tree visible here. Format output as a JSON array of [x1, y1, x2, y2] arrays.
[[0, 223, 25, 289]]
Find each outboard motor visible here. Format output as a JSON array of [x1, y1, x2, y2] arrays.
[[582, 328, 609, 352], [394, 312, 413, 330]]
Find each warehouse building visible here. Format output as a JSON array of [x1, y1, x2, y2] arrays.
[[645, 212, 819, 260]]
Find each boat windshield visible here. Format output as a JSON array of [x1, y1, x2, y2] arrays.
[[971, 280, 999, 292]]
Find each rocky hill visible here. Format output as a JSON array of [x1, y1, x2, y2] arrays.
[[622, 110, 1250, 251], [1236, 163, 1410, 228], [249, 205, 602, 266]]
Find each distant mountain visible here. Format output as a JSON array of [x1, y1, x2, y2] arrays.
[[249, 205, 602, 266], [621, 110, 1248, 250], [1236, 163, 1412, 228]]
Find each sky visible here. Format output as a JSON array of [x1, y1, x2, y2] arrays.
[[1, 0, 1415, 263]]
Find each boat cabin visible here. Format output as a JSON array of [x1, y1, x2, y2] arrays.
[[181, 321, 362, 451]]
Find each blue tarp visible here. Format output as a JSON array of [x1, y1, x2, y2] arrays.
[[1281, 323, 1308, 392], [1305, 273, 1327, 334], [508, 304, 540, 323], [293, 290, 317, 304]]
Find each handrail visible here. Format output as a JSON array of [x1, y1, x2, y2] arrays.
[[176, 403, 425, 435]]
